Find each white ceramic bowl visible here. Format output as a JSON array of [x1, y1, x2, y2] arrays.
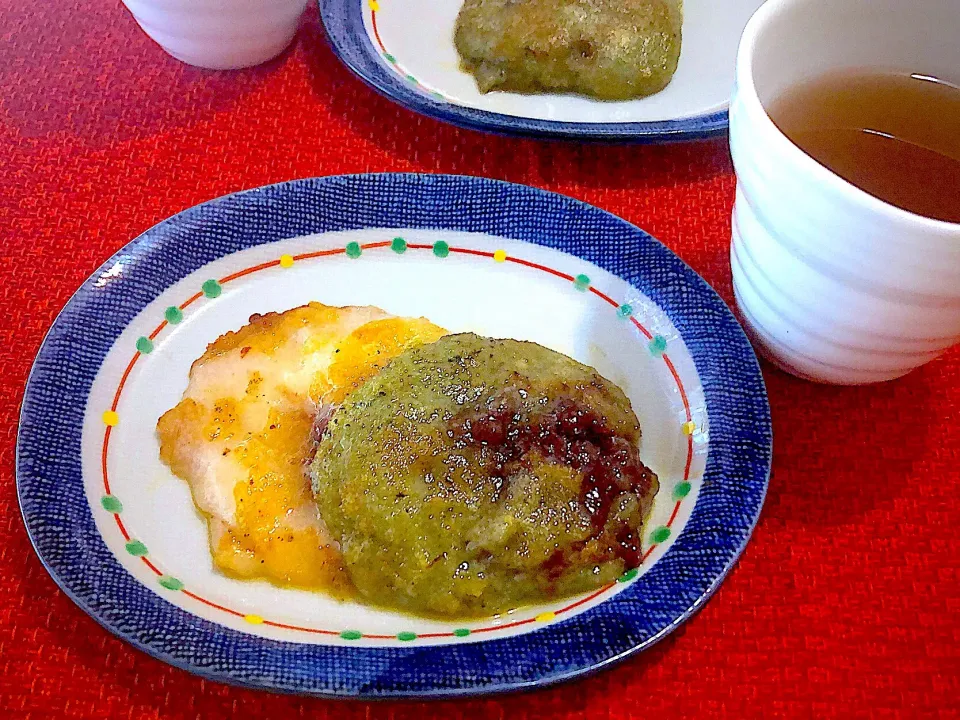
[[729, 0, 960, 384], [122, 0, 309, 69]]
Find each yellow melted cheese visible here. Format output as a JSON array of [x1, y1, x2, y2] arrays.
[[157, 302, 447, 593]]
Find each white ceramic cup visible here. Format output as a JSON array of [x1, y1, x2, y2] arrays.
[[729, 0, 960, 385], [122, 0, 309, 70]]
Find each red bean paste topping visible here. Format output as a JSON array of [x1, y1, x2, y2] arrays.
[[452, 393, 656, 568]]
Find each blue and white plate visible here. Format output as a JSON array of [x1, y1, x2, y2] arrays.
[[319, 0, 764, 141], [17, 174, 770, 697]]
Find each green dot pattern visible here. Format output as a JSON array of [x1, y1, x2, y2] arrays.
[[405, 75, 418, 84], [125, 540, 148, 556], [384, 53, 396, 63], [432, 92, 445, 101], [202, 279, 222, 298], [651, 526, 671, 544], [100, 495, 123, 513], [159, 575, 184, 591], [93, 237, 706, 642]]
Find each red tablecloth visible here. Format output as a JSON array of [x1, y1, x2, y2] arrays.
[[2, 3, 957, 717]]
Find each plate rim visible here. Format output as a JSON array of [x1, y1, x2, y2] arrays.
[[317, 0, 730, 142], [16, 173, 771, 697]]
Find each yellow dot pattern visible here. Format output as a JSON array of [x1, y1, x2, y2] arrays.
[[94, 239, 703, 644], [369, 0, 380, 10]]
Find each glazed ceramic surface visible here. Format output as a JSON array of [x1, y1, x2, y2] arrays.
[[18, 174, 771, 696], [320, 0, 764, 140], [122, 0, 309, 69], [730, 0, 960, 384]]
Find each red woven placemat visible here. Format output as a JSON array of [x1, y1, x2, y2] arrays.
[[1, 2, 957, 717]]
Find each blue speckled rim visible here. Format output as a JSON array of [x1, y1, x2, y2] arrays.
[[317, 0, 729, 142], [17, 174, 770, 698]]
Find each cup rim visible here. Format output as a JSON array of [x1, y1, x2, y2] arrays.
[[735, 0, 960, 233]]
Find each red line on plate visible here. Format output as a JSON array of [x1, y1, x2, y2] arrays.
[[179, 292, 204, 311], [99, 239, 697, 637], [629, 316, 654, 340], [111, 354, 140, 411], [662, 354, 691, 420], [506, 256, 575, 282], [667, 501, 682, 528], [371, 9, 386, 53], [181, 590, 246, 617], [588, 286, 619, 309], [102, 428, 112, 494], [642, 546, 656, 562], [557, 585, 613, 615], [659, 356, 694, 482], [293, 248, 346, 261], [221, 260, 281, 284], [257, 620, 340, 636], [114, 514, 130, 542], [471, 618, 536, 634], [148, 321, 167, 341], [140, 557, 163, 576], [449, 247, 494, 258]]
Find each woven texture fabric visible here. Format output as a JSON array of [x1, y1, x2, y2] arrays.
[[1, 2, 957, 717]]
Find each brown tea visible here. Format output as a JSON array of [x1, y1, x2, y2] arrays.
[[768, 71, 960, 223]]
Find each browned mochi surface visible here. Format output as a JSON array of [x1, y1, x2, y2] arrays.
[[157, 302, 447, 593], [312, 333, 659, 618], [454, 0, 683, 101]]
